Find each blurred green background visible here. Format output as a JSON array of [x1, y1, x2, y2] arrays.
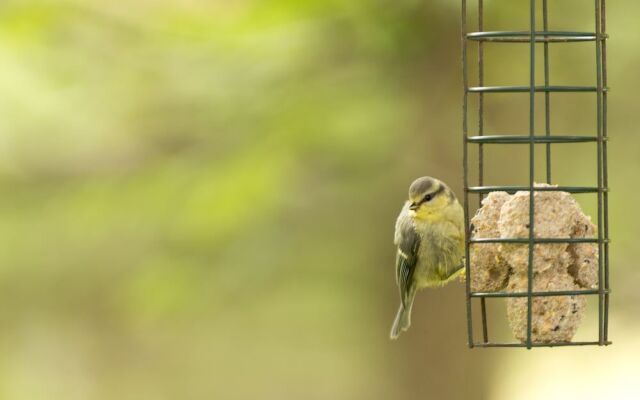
[[0, 0, 638, 399]]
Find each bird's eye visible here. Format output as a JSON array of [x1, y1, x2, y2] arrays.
[[423, 194, 433, 202]]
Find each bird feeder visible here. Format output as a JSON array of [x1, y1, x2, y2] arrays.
[[461, 0, 610, 348]]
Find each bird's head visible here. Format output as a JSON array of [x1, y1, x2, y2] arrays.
[[407, 176, 456, 220]]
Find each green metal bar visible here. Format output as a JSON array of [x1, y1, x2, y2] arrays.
[[595, 0, 605, 346], [601, 0, 610, 344], [467, 185, 602, 194], [543, 0, 552, 184], [478, 0, 485, 202], [468, 85, 605, 93], [466, 31, 605, 42], [471, 289, 608, 298], [527, 0, 536, 350], [470, 238, 602, 244], [467, 135, 599, 144], [461, 0, 474, 349], [474, 341, 611, 348], [478, 0, 489, 344]]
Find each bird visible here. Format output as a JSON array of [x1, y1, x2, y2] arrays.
[[390, 176, 465, 339]]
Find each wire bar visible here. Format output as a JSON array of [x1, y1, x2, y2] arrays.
[[543, 0, 552, 184], [461, 0, 474, 348], [526, 0, 536, 350], [477, 0, 489, 344], [595, 0, 605, 346], [466, 31, 606, 42], [467, 185, 602, 194], [601, 0, 610, 343], [471, 289, 608, 298], [468, 85, 605, 93], [461, 0, 610, 349], [474, 341, 611, 348], [467, 135, 600, 144], [470, 238, 603, 244]]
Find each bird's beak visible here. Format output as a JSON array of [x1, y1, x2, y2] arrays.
[[409, 202, 419, 211]]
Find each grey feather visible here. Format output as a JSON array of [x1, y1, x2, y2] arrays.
[[394, 204, 420, 308]]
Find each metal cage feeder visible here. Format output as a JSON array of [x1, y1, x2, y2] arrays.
[[461, 0, 611, 348]]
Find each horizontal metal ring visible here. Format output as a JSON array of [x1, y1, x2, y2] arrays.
[[467, 86, 608, 93], [470, 289, 609, 298], [469, 238, 605, 244], [466, 135, 599, 144], [466, 186, 604, 194], [466, 31, 607, 43], [472, 341, 612, 348]]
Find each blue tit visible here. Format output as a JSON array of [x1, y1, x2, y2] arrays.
[[390, 176, 465, 339]]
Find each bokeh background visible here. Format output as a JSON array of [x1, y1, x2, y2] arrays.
[[0, 0, 638, 399]]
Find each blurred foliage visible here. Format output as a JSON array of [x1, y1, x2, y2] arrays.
[[0, 0, 638, 399]]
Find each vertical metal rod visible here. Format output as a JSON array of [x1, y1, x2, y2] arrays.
[[542, 0, 552, 183], [477, 0, 489, 344], [594, 0, 605, 345], [480, 298, 488, 342], [601, 0, 610, 343], [478, 0, 485, 205], [462, 0, 474, 348], [526, 0, 537, 350]]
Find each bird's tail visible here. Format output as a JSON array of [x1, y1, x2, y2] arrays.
[[390, 287, 419, 340], [390, 304, 412, 340]]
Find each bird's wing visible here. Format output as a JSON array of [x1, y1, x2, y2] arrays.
[[395, 213, 420, 308], [394, 202, 410, 245]]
